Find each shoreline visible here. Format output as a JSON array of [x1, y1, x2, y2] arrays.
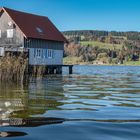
[[63, 58, 140, 66], [64, 63, 140, 66]]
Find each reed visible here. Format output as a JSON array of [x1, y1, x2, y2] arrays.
[[0, 53, 48, 83], [31, 65, 46, 77], [0, 53, 28, 83]]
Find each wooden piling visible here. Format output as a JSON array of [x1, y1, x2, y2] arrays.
[[27, 65, 73, 76], [69, 66, 73, 74]]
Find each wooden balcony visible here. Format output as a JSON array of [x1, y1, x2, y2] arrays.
[[0, 44, 28, 52], [5, 47, 28, 52]]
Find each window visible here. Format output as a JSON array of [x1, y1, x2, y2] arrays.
[[36, 27, 43, 33], [47, 49, 54, 58], [8, 21, 12, 26], [42, 49, 44, 58], [0, 47, 4, 56], [45, 50, 48, 58], [7, 29, 14, 38], [37, 49, 41, 58], [34, 49, 42, 58], [34, 49, 36, 58], [34, 49, 52, 59]]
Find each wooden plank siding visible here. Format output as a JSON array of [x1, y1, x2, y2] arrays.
[[0, 10, 24, 47], [24, 38, 64, 50], [25, 39, 64, 65]]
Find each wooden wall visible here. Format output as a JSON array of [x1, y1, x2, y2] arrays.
[[24, 38, 64, 50], [25, 39, 64, 65], [0, 10, 24, 47]]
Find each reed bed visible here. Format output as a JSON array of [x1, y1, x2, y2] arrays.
[[0, 53, 28, 83], [0, 53, 48, 83]]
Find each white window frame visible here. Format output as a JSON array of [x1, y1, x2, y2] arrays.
[[8, 21, 12, 26], [34, 49, 54, 59], [47, 49, 54, 59], [37, 49, 41, 58], [34, 48, 36, 58], [0, 47, 5, 56], [36, 27, 43, 33], [7, 29, 14, 38]]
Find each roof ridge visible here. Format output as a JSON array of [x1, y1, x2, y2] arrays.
[[3, 7, 48, 19]]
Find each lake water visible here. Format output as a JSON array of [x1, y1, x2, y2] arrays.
[[0, 65, 140, 140]]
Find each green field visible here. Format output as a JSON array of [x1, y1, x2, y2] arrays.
[[123, 61, 140, 66], [64, 56, 140, 66], [63, 56, 82, 65], [80, 41, 123, 50]]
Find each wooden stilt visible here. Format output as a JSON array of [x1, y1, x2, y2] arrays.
[[27, 65, 73, 75], [69, 66, 73, 74]]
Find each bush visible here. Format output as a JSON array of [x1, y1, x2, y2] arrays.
[[97, 53, 108, 59]]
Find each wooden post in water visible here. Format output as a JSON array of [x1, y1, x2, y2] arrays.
[[27, 65, 73, 76], [59, 66, 62, 74], [69, 66, 73, 74]]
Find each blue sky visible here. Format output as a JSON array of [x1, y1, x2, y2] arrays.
[[0, 0, 140, 31]]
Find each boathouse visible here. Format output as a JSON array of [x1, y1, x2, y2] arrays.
[[0, 7, 67, 66]]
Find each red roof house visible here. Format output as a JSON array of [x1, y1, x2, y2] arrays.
[[0, 7, 67, 65]]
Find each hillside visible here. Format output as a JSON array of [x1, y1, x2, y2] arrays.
[[80, 41, 123, 50], [63, 30, 140, 41], [63, 30, 140, 65]]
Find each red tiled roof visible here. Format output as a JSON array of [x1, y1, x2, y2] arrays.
[[1, 7, 67, 42]]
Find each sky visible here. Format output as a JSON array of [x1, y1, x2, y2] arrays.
[[0, 0, 140, 31]]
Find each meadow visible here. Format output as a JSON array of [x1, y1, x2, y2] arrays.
[[80, 41, 123, 50]]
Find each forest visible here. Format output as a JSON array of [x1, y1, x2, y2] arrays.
[[63, 30, 140, 41], [63, 30, 140, 65]]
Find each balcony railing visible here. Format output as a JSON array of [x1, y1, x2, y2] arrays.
[[5, 47, 28, 52], [0, 44, 28, 52]]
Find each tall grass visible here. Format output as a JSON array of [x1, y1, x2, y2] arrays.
[[0, 53, 28, 83], [0, 53, 48, 83]]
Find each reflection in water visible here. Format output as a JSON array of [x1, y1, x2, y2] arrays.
[[0, 66, 140, 140], [0, 70, 140, 121], [0, 117, 65, 127], [1, 117, 140, 128], [0, 76, 64, 120], [0, 131, 27, 137]]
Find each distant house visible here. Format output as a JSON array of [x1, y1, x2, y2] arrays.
[[0, 7, 67, 65]]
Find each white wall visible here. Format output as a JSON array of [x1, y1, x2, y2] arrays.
[[29, 48, 63, 65]]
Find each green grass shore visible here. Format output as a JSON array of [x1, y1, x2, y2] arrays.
[[123, 61, 140, 66], [63, 56, 140, 66]]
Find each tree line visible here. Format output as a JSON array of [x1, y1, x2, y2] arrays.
[[64, 41, 140, 64], [63, 30, 140, 41]]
